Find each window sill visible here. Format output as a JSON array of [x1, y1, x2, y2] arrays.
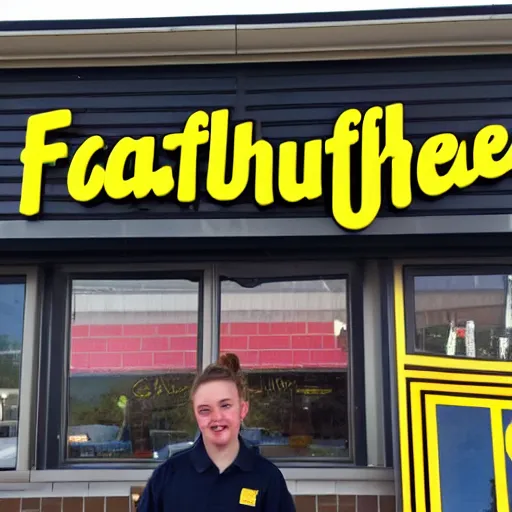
[[0, 470, 30, 483], [0, 468, 395, 497], [0, 466, 393, 484]]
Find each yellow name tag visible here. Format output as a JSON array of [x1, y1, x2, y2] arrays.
[[239, 488, 259, 507]]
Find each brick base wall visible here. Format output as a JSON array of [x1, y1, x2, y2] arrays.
[[0, 494, 396, 512]]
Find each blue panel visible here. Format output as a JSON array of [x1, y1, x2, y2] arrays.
[[503, 409, 512, 508], [436, 405, 495, 512]]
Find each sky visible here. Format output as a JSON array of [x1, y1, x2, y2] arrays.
[[2, 0, 512, 21]]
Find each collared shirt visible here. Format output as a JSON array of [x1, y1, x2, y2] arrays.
[[137, 435, 296, 512]]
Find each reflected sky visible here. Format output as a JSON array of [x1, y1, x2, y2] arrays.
[[436, 405, 495, 512], [0, 282, 25, 345]]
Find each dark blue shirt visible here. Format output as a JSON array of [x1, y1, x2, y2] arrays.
[[137, 435, 296, 512]]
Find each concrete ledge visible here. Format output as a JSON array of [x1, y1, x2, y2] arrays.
[[2, 14, 512, 67], [0, 469, 395, 497], [27, 466, 393, 483]]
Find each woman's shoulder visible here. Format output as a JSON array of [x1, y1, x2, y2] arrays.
[[251, 449, 287, 478], [149, 444, 195, 481]]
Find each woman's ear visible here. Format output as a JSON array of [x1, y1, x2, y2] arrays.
[[240, 400, 249, 421]]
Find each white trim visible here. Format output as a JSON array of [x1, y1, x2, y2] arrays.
[[26, 466, 393, 483], [0, 470, 395, 497], [201, 265, 217, 369], [1, 15, 512, 67], [362, 261, 385, 467], [0, 470, 30, 483], [16, 269, 41, 472]]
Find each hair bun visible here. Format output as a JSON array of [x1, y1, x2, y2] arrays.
[[218, 352, 241, 373]]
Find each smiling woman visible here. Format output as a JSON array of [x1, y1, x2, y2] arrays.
[[137, 351, 296, 512]]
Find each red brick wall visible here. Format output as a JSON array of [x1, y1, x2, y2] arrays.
[[70, 322, 348, 373]]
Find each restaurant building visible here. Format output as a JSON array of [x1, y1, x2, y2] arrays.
[[0, 5, 512, 512]]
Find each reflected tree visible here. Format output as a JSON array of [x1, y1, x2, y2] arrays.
[[0, 335, 20, 389], [484, 479, 497, 512]]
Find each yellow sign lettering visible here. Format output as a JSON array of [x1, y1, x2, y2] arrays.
[[20, 109, 72, 216], [67, 135, 106, 202], [18, 104, 512, 231]]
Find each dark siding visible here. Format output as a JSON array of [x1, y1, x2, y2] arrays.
[[1, 55, 512, 221]]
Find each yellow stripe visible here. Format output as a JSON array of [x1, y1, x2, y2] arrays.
[[425, 396, 442, 512], [429, 395, 511, 409], [403, 353, 512, 374], [490, 408, 510, 512], [393, 264, 412, 511], [409, 382, 427, 512], [409, 382, 512, 398], [404, 370, 512, 385]]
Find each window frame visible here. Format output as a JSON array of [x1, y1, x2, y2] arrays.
[[0, 267, 40, 474], [403, 263, 512, 359], [35, 260, 372, 471], [215, 261, 367, 467], [38, 264, 206, 470]]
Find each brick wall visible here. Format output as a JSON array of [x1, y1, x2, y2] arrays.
[[0, 494, 396, 512], [70, 322, 348, 373]]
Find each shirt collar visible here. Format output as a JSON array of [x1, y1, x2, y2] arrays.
[[189, 434, 256, 473]]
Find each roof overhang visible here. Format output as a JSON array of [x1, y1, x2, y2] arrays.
[[2, 7, 512, 68]]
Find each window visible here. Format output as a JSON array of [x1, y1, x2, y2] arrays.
[[67, 277, 201, 462], [44, 262, 366, 469], [0, 277, 25, 470], [219, 275, 352, 460], [408, 270, 512, 360]]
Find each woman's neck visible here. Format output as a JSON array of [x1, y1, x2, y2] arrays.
[[204, 437, 240, 473]]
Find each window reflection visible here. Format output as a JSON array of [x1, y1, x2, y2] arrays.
[[413, 274, 512, 360], [219, 278, 350, 459], [67, 278, 200, 461], [0, 278, 25, 470]]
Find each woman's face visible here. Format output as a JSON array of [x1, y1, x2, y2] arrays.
[[193, 380, 248, 449]]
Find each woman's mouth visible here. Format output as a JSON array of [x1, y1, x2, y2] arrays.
[[211, 425, 227, 433]]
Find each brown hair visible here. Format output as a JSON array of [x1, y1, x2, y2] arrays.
[[190, 352, 247, 400]]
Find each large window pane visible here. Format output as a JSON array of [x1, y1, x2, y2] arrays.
[[413, 273, 512, 360], [67, 278, 200, 461], [0, 278, 25, 470], [219, 277, 350, 459]]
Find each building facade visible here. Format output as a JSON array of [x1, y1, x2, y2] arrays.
[[0, 6, 512, 512]]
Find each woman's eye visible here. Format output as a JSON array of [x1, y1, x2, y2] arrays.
[[222, 404, 231, 409], [199, 409, 209, 415]]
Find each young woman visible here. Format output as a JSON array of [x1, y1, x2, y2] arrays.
[[137, 353, 296, 511]]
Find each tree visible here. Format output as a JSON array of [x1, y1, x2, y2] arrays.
[[0, 335, 21, 389], [484, 479, 497, 512]]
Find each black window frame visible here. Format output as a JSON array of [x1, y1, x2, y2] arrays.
[[36, 261, 368, 470], [216, 267, 367, 468], [37, 268, 204, 470]]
